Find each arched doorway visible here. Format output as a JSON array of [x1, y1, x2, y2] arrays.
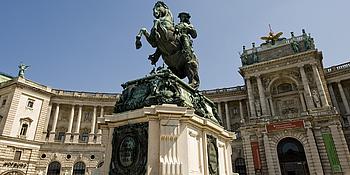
[[47, 161, 61, 175], [72, 161, 86, 175], [277, 137, 309, 175]]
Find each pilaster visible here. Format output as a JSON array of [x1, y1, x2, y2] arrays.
[[299, 65, 315, 110], [312, 64, 329, 107]]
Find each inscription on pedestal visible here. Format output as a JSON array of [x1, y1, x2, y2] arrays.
[[109, 123, 148, 175]]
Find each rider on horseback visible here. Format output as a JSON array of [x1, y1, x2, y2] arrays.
[[175, 12, 197, 61], [136, 1, 200, 89]]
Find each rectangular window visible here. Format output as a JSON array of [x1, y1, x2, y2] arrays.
[[58, 132, 65, 141], [1, 99, 6, 107], [80, 132, 89, 143], [14, 151, 21, 160], [27, 99, 34, 109], [20, 124, 28, 136]]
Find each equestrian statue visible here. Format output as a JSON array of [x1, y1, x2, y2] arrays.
[[136, 1, 200, 89]]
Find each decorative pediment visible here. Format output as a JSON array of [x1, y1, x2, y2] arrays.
[[19, 117, 33, 124]]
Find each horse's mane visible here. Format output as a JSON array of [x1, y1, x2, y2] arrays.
[[154, 1, 174, 24]]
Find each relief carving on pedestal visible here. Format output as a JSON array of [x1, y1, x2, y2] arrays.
[[109, 123, 148, 175], [207, 135, 219, 175]]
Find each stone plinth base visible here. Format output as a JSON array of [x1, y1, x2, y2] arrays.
[[98, 104, 235, 175]]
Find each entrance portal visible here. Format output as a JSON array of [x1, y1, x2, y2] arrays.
[[277, 137, 309, 175]]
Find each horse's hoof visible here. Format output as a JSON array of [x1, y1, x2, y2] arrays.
[[135, 40, 142, 49]]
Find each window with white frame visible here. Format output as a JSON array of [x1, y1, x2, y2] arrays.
[[18, 117, 33, 138], [20, 123, 28, 136], [26, 98, 35, 109], [14, 150, 22, 160]]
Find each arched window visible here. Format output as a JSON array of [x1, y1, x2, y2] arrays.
[[234, 158, 246, 175], [73, 162, 86, 175], [47, 161, 61, 175], [277, 83, 293, 94], [20, 124, 28, 136]]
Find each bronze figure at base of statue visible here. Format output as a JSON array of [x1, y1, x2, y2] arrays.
[[115, 68, 222, 125]]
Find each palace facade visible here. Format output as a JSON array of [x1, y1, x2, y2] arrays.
[[0, 29, 350, 175], [203, 30, 350, 175]]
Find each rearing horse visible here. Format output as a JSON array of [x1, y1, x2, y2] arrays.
[[136, 1, 200, 89]]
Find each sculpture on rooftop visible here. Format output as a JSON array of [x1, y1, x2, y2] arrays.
[[135, 1, 200, 89], [260, 24, 283, 45], [18, 63, 30, 78]]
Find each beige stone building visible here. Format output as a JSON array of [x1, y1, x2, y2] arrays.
[[0, 75, 118, 175], [203, 30, 350, 175], [0, 29, 350, 175]]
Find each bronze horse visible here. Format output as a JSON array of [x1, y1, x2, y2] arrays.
[[136, 1, 200, 89]]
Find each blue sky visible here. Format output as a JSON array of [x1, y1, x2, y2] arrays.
[[1, 1, 349, 92]]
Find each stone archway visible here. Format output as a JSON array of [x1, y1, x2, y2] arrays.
[[277, 137, 309, 175], [1, 170, 25, 175]]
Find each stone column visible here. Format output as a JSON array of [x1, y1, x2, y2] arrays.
[[328, 83, 340, 112], [42, 103, 52, 141], [337, 82, 350, 114], [73, 105, 82, 143], [263, 133, 275, 175], [224, 102, 231, 130], [299, 93, 307, 112], [96, 106, 104, 144], [268, 97, 275, 116], [305, 126, 324, 174], [299, 65, 315, 110], [242, 134, 255, 174], [239, 100, 245, 123], [49, 103, 59, 142], [65, 105, 75, 143], [246, 101, 251, 118], [312, 64, 329, 107], [256, 75, 268, 116], [217, 102, 222, 121], [329, 124, 350, 172], [89, 106, 97, 144], [246, 78, 256, 118]]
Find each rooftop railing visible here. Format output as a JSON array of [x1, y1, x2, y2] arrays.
[[52, 89, 119, 98], [201, 85, 246, 94], [325, 61, 350, 73]]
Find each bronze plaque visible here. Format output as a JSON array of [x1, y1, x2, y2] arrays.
[[109, 123, 148, 175]]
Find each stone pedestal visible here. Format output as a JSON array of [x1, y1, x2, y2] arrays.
[[99, 104, 234, 175], [98, 70, 235, 175]]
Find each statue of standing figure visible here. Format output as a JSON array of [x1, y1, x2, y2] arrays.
[[312, 89, 321, 108], [136, 1, 200, 89], [18, 63, 30, 78]]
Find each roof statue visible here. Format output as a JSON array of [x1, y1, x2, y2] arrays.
[[260, 24, 283, 45], [18, 63, 30, 78], [135, 1, 200, 89]]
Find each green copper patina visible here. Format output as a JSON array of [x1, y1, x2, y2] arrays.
[[136, 1, 200, 89], [18, 63, 29, 78], [115, 68, 222, 125]]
